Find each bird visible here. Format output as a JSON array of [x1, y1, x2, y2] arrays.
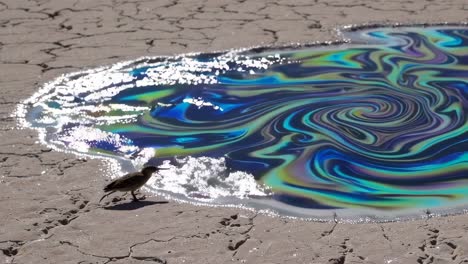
[[99, 166, 166, 203]]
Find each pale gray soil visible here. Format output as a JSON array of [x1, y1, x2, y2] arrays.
[[0, 0, 467, 263]]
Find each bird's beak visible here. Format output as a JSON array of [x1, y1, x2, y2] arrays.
[[157, 167, 170, 170]]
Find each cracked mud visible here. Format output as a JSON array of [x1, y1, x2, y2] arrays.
[[1, 0, 468, 263]]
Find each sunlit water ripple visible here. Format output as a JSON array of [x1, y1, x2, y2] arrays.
[[18, 25, 468, 222]]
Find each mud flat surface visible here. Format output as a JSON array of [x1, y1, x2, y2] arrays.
[[1, 0, 468, 263]]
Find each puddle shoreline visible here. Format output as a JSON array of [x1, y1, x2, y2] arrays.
[[16, 23, 468, 222]]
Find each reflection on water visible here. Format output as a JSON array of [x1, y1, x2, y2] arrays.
[[19, 25, 468, 221]]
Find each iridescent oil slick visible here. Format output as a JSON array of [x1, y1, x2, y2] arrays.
[[18, 25, 468, 222]]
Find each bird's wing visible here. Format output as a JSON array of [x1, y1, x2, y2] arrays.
[[103, 172, 143, 192]]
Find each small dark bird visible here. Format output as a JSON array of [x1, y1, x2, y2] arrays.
[[99, 166, 165, 203]]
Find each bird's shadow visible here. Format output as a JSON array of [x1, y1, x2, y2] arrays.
[[103, 200, 169, 211]]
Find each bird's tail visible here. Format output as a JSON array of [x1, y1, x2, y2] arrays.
[[99, 190, 116, 203], [103, 182, 116, 192]]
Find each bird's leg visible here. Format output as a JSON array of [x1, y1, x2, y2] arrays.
[[134, 189, 146, 200], [131, 190, 139, 202], [99, 191, 116, 203]]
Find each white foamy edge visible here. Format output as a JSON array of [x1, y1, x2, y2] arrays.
[[14, 51, 278, 213]]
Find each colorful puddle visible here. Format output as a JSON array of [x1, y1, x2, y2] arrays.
[[18, 25, 468, 222]]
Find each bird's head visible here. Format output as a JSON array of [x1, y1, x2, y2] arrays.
[[141, 166, 167, 175]]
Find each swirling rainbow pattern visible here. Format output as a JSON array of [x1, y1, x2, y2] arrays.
[[24, 26, 468, 218]]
